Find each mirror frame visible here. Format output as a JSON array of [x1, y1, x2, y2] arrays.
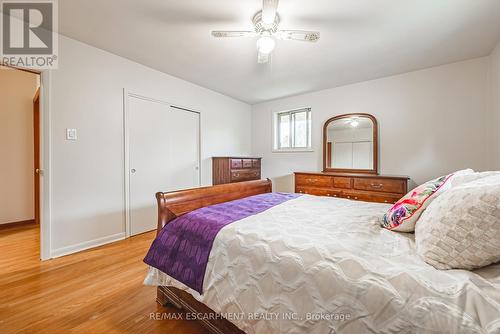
[[322, 113, 378, 174]]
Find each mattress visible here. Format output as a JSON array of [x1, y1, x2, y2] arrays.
[[144, 194, 500, 334]]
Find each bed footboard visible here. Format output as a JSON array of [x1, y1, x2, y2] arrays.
[[155, 178, 272, 233]]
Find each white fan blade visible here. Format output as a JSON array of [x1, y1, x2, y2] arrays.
[[257, 51, 269, 64], [211, 31, 256, 38], [262, 0, 279, 25], [276, 30, 320, 42]]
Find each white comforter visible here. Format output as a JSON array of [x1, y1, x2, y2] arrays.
[[145, 195, 500, 334]]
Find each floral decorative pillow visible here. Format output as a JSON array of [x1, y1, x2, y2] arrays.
[[381, 169, 473, 232]]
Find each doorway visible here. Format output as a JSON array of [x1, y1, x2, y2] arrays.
[[125, 93, 201, 236], [0, 66, 41, 256]]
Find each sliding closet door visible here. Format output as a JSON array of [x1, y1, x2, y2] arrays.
[[352, 141, 372, 169], [332, 142, 352, 168], [128, 97, 200, 236], [168, 107, 200, 191]]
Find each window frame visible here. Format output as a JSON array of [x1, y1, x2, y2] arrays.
[[272, 107, 313, 152]]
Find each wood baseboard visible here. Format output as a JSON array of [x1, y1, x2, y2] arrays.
[[0, 219, 36, 229]]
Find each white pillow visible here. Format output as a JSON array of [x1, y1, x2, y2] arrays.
[[415, 174, 500, 270], [449, 171, 500, 188]]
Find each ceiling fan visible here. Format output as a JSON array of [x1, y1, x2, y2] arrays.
[[211, 0, 320, 63]]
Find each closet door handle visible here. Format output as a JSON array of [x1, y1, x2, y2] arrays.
[[131, 169, 136, 174]]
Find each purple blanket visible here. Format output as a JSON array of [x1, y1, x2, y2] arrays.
[[144, 192, 300, 294]]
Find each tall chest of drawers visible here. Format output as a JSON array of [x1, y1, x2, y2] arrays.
[[212, 157, 262, 185], [294, 172, 409, 204]]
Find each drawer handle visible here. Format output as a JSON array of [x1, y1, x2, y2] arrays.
[[347, 196, 351, 199], [370, 183, 383, 189], [354, 197, 358, 200], [234, 173, 239, 177], [307, 178, 318, 182], [333, 194, 337, 197]]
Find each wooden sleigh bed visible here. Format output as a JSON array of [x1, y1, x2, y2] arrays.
[[150, 178, 500, 334], [154, 179, 272, 334]]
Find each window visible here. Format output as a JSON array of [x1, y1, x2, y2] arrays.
[[273, 108, 312, 151]]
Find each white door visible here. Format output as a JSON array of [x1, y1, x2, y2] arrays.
[[128, 97, 200, 236], [332, 142, 353, 168], [352, 141, 372, 169], [168, 106, 200, 191]]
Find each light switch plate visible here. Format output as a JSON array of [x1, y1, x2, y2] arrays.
[[66, 128, 77, 141]]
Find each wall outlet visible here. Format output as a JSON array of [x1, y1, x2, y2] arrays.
[[66, 128, 77, 141]]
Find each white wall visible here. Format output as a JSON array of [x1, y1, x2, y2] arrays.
[[252, 57, 491, 192], [49, 36, 251, 255], [0, 67, 38, 224], [489, 42, 500, 169]]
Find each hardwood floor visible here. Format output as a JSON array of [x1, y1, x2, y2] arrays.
[[0, 224, 209, 334]]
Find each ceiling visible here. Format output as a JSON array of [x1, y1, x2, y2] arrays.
[[59, 0, 500, 104]]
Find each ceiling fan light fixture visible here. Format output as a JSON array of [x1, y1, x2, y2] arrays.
[[211, 0, 320, 64], [256, 35, 275, 54], [262, 0, 279, 25]]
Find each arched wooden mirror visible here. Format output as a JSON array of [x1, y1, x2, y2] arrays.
[[323, 113, 378, 174]]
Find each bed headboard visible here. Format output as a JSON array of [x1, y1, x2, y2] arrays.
[[155, 179, 272, 233]]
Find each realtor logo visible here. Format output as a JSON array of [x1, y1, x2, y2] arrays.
[[1, 0, 58, 69]]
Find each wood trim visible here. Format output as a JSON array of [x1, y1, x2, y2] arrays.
[[212, 156, 262, 159], [0, 62, 41, 75], [295, 171, 409, 180], [154, 179, 272, 333], [326, 142, 332, 166], [0, 219, 36, 230], [322, 113, 379, 175], [33, 87, 40, 102], [34, 88, 40, 225]]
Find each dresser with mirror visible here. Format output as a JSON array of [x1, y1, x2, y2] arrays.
[[294, 113, 409, 204]]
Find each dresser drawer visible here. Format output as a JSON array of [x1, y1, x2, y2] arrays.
[[333, 177, 352, 189], [295, 174, 333, 188], [343, 190, 402, 204], [296, 186, 342, 198], [231, 169, 260, 182], [252, 159, 261, 168], [230, 159, 242, 169], [242, 159, 253, 168], [353, 178, 405, 194]]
